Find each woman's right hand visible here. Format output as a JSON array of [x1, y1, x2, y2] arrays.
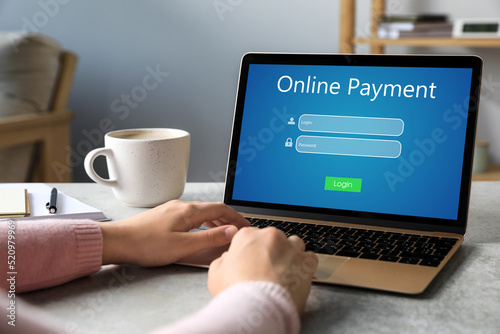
[[207, 227, 318, 314]]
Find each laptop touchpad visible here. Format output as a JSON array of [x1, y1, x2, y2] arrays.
[[314, 255, 349, 280]]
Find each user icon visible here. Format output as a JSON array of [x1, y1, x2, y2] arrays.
[[288, 117, 296, 125]]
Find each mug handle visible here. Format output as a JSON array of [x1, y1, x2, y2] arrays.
[[84, 148, 118, 187]]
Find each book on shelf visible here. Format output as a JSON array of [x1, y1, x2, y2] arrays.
[[378, 22, 453, 39], [378, 14, 452, 39], [379, 14, 449, 24]]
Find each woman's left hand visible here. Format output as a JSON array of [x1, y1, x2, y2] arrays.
[[98, 200, 250, 266]]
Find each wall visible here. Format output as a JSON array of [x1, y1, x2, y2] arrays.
[[0, 0, 340, 182], [0, 0, 499, 182]]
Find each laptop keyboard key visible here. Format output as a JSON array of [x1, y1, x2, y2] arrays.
[[353, 229, 369, 237], [438, 237, 458, 246], [399, 257, 420, 265], [316, 226, 334, 233], [433, 249, 452, 257], [401, 251, 428, 260], [338, 239, 357, 247], [318, 244, 342, 255], [346, 235, 360, 241], [429, 255, 445, 262], [380, 250, 401, 257], [336, 250, 361, 258], [361, 247, 380, 254], [421, 248, 434, 255], [376, 245, 395, 252], [301, 224, 317, 232], [306, 242, 324, 252], [435, 244, 453, 251], [359, 237, 376, 243], [359, 253, 380, 260], [359, 242, 376, 249], [419, 260, 441, 267], [343, 246, 362, 253]]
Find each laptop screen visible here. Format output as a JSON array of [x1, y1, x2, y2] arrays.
[[224, 53, 482, 233]]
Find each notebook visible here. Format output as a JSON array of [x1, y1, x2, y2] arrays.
[[180, 53, 483, 294], [0, 183, 109, 221], [0, 188, 30, 218]]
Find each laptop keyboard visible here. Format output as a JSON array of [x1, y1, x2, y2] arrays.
[[246, 217, 459, 267]]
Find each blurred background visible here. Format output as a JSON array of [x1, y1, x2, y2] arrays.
[[0, 0, 499, 182]]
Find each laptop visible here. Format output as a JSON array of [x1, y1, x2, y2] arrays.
[[180, 53, 483, 294]]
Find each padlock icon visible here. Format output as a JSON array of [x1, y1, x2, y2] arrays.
[[285, 138, 293, 147]]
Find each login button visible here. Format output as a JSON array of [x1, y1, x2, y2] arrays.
[[324, 176, 362, 193]]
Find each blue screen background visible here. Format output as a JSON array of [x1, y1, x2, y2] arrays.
[[232, 64, 472, 220]]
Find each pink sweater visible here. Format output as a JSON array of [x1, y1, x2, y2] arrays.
[[0, 219, 300, 334]]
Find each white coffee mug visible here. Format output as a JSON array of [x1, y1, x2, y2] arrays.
[[84, 128, 190, 207]]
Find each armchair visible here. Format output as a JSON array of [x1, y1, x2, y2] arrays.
[[0, 33, 77, 182]]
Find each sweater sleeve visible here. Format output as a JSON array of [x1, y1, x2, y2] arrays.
[[0, 219, 302, 334], [152, 281, 301, 334], [0, 218, 103, 293]]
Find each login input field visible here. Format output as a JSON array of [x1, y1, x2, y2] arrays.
[[298, 114, 404, 136], [296, 135, 401, 158]]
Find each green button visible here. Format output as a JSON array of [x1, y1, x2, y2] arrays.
[[325, 176, 362, 193]]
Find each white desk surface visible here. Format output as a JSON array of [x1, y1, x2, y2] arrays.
[[19, 182, 500, 333]]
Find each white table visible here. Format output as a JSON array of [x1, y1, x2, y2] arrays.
[[20, 182, 500, 333]]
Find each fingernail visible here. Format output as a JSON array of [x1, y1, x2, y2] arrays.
[[224, 225, 238, 241]]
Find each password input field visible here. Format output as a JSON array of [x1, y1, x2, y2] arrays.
[[296, 135, 401, 158], [298, 114, 404, 136]]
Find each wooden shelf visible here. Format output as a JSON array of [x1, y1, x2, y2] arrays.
[[472, 165, 500, 181], [339, 0, 500, 54], [354, 37, 500, 48]]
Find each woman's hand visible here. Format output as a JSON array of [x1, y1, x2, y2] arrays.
[[98, 200, 250, 266], [208, 227, 319, 314]]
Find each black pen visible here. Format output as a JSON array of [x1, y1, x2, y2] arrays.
[[46, 188, 58, 214]]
